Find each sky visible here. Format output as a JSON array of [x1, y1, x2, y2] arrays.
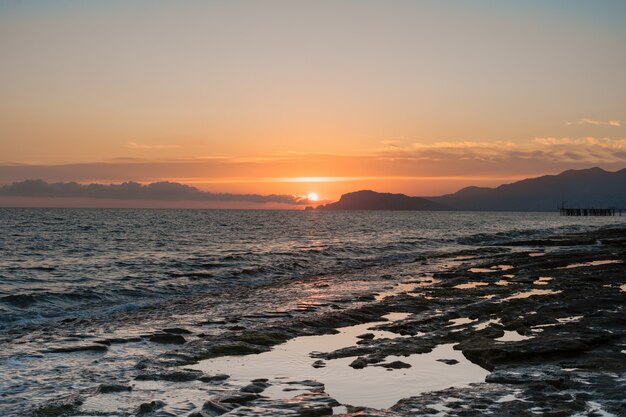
[[1, 0, 626, 206]]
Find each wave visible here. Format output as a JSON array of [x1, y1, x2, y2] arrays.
[[1, 209, 622, 332]]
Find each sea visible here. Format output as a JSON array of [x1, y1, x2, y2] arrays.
[[1, 208, 624, 332]]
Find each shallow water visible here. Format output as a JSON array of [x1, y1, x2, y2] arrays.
[[497, 331, 533, 342], [534, 276, 553, 285], [561, 260, 623, 269], [190, 313, 489, 409], [503, 289, 562, 300], [455, 282, 489, 289]]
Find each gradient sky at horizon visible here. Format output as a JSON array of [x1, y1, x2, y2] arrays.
[[1, 0, 626, 202]]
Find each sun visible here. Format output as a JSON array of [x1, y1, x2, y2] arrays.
[[307, 192, 319, 201]]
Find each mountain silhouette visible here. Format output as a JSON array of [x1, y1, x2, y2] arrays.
[[316, 190, 445, 211], [317, 168, 626, 211], [430, 167, 626, 211]]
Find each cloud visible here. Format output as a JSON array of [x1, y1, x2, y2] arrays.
[[533, 136, 626, 149], [0, 180, 310, 204], [566, 118, 621, 127], [125, 142, 181, 149], [379, 136, 626, 163], [1, 137, 626, 189]]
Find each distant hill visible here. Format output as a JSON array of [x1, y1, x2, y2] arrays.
[[315, 167, 626, 212], [430, 167, 626, 211], [316, 190, 445, 211]]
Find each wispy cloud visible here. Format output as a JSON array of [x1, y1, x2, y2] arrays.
[[1, 137, 625, 189], [125, 142, 181, 149], [566, 118, 621, 127]]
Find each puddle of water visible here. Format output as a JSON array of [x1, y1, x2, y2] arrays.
[[409, 291, 434, 300], [502, 274, 515, 279], [620, 284, 626, 293], [469, 265, 513, 273], [495, 280, 510, 286], [503, 289, 561, 301], [496, 331, 533, 342], [556, 316, 583, 323], [374, 282, 425, 301], [82, 379, 219, 416], [528, 253, 545, 257], [447, 317, 476, 326], [561, 260, 623, 269], [496, 393, 519, 402], [531, 317, 581, 332], [532, 322, 560, 330], [468, 268, 496, 273], [454, 282, 489, 289], [190, 313, 488, 409], [533, 277, 553, 285]]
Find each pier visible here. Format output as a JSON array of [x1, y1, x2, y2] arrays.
[[559, 207, 624, 216]]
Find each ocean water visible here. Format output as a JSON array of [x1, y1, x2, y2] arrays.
[[1, 208, 624, 333]]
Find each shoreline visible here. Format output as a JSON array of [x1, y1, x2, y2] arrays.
[[4, 226, 626, 416]]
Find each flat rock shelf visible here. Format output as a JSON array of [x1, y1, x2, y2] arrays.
[[11, 226, 626, 417]]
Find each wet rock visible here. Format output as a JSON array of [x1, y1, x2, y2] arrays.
[[357, 333, 375, 340], [207, 343, 265, 357], [198, 374, 230, 383], [188, 412, 210, 417], [458, 329, 618, 370], [241, 384, 265, 393], [235, 331, 290, 346], [376, 360, 411, 369], [312, 360, 326, 368], [33, 399, 82, 417], [104, 336, 142, 344], [199, 399, 234, 416], [250, 380, 270, 389], [485, 365, 569, 387], [219, 393, 260, 404], [349, 357, 368, 369], [135, 369, 203, 382], [234, 392, 339, 416], [476, 324, 505, 339], [136, 400, 165, 415], [95, 383, 132, 394], [149, 333, 187, 344], [162, 327, 193, 334], [286, 380, 325, 388], [437, 358, 459, 365]]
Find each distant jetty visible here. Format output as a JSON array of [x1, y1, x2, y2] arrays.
[[559, 207, 624, 216]]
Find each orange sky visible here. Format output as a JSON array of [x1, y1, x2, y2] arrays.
[[1, 2, 626, 205]]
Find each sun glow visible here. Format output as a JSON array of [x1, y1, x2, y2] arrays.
[[307, 193, 319, 201]]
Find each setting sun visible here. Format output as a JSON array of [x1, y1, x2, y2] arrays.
[[307, 193, 319, 201]]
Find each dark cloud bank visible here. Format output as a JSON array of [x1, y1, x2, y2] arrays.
[[0, 180, 306, 205]]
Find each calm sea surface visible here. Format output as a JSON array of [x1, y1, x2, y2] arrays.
[[1, 208, 624, 332]]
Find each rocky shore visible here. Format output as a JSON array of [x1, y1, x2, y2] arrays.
[[9, 227, 626, 416]]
